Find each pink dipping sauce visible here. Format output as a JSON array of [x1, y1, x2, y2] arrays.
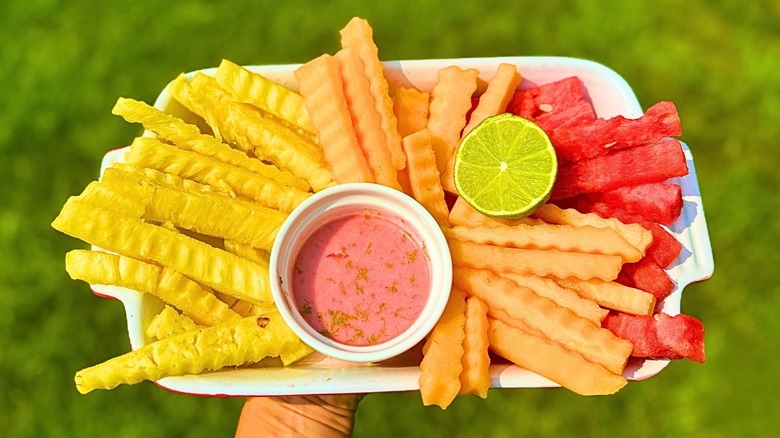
[[291, 209, 431, 346]]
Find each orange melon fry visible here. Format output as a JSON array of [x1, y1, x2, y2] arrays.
[[454, 267, 633, 375], [501, 272, 609, 324], [339, 17, 406, 170], [335, 47, 401, 189], [427, 66, 480, 193], [419, 287, 468, 409], [532, 204, 652, 255], [555, 277, 656, 316], [294, 54, 375, 184], [449, 238, 623, 281], [448, 196, 543, 227], [447, 223, 642, 262], [462, 63, 522, 134], [488, 318, 627, 396], [459, 296, 491, 398], [400, 129, 450, 228], [393, 87, 430, 137]]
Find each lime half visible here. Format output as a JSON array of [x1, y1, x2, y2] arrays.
[[453, 113, 557, 218]]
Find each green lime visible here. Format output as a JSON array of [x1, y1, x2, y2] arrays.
[[453, 113, 558, 218]]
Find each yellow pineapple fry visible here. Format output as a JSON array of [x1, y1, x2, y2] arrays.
[[449, 238, 623, 281], [294, 54, 375, 184], [335, 47, 401, 189], [214, 59, 315, 134], [462, 63, 522, 134], [427, 66, 479, 193], [488, 318, 627, 396], [446, 223, 642, 262], [53, 199, 272, 304], [502, 272, 609, 324], [279, 339, 316, 366], [74, 314, 301, 393], [75, 181, 145, 218], [339, 17, 406, 170], [112, 163, 236, 198], [393, 87, 429, 137], [555, 277, 656, 316], [400, 129, 449, 228], [459, 296, 491, 398], [448, 196, 543, 227], [112, 97, 310, 192], [532, 204, 653, 255], [419, 287, 468, 409], [155, 267, 242, 326], [146, 306, 199, 341], [125, 137, 309, 213], [454, 267, 632, 375]]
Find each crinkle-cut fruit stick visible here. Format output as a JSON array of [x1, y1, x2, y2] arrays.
[[555, 277, 656, 316], [112, 97, 309, 192], [214, 59, 315, 134], [454, 267, 632, 375], [447, 223, 642, 263], [449, 238, 623, 281], [602, 312, 706, 363], [339, 17, 406, 171], [393, 87, 429, 137], [462, 63, 522, 134], [125, 137, 309, 213], [617, 257, 676, 302], [169, 74, 334, 192], [551, 139, 688, 200], [448, 196, 543, 227], [458, 296, 491, 398], [65, 249, 242, 326], [112, 163, 235, 198], [102, 166, 286, 251], [75, 314, 301, 393], [501, 272, 608, 324], [506, 76, 592, 121], [488, 318, 627, 395], [549, 101, 683, 164], [295, 54, 375, 184], [400, 129, 449, 228], [532, 204, 653, 255], [165, 73, 225, 142], [335, 48, 401, 190], [419, 287, 468, 409], [427, 66, 479, 193], [146, 306, 199, 341], [74, 181, 146, 217], [52, 199, 272, 304]]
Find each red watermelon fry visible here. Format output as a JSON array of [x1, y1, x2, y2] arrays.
[[617, 257, 676, 302], [602, 312, 706, 363], [549, 101, 683, 164], [556, 182, 683, 226], [506, 76, 590, 119], [551, 138, 688, 200]]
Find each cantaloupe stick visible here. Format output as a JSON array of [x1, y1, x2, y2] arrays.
[[462, 63, 522, 134], [74, 314, 301, 393], [53, 199, 272, 304], [294, 54, 375, 184], [426, 66, 479, 193], [501, 272, 609, 324], [419, 287, 468, 409], [396, 166, 413, 196], [454, 267, 633, 375], [533, 204, 652, 255], [102, 167, 286, 251], [339, 17, 406, 170], [393, 87, 430, 137], [448, 196, 543, 227], [446, 223, 642, 262], [125, 137, 309, 213], [335, 48, 401, 189], [488, 318, 627, 396], [214, 59, 315, 134], [459, 296, 491, 398], [146, 306, 199, 341], [400, 129, 449, 228], [112, 97, 309, 192], [555, 277, 656, 316], [449, 238, 623, 281]]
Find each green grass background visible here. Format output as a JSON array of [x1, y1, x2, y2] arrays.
[[2, 0, 777, 436]]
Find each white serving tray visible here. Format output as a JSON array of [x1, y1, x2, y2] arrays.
[[90, 57, 714, 396]]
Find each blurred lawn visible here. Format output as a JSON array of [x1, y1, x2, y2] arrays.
[[2, 0, 778, 436]]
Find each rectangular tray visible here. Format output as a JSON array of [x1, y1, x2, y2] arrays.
[[91, 56, 714, 396]]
